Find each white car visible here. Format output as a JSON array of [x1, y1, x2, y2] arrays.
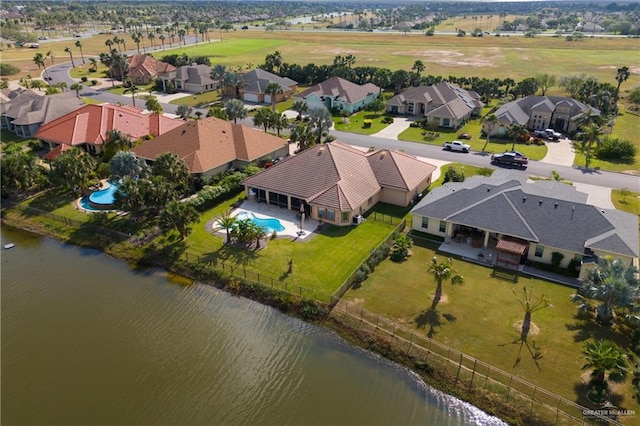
[[443, 140, 471, 153]]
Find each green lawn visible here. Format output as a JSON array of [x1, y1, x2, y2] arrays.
[[104, 82, 156, 95], [1, 129, 37, 149], [344, 239, 635, 408], [169, 90, 223, 107], [398, 120, 548, 161], [333, 110, 391, 135], [180, 198, 400, 297]]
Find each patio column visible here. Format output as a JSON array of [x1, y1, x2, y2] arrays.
[[265, 190, 270, 205], [483, 231, 490, 249], [287, 195, 291, 210], [445, 222, 454, 238]]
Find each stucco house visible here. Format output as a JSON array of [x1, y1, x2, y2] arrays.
[[125, 54, 176, 85], [294, 77, 381, 114], [410, 171, 638, 277], [484, 96, 600, 137], [1, 90, 84, 138], [132, 117, 289, 177], [35, 104, 183, 159], [243, 141, 435, 225], [159, 64, 218, 93], [386, 82, 484, 129], [237, 68, 297, 104]]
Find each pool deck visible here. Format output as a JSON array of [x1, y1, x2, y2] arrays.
[[208, 199, 320, 241]]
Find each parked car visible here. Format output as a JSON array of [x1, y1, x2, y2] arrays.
[[443, 140, 471, 153], [545, 129, 562, 141], [491, 151, 528, 168]]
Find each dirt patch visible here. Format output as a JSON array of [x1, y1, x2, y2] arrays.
[[513, 320, 540, 337], [310, 47, 361, 55], [429, 294, 449, 304], [396, 48, 501, 67], [351, 297, 365, 305]]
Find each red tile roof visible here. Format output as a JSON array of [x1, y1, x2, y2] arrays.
[[34, 104, 183, 147], [127, 54, 176, 79], [132, 117, 288, 174]]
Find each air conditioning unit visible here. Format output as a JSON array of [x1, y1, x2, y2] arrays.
[[352, 214, 363, 225]]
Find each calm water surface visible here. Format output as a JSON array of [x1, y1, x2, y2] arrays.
[[1, 226, 505, 426]]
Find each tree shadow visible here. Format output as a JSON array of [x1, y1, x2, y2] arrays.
[[511, 338, 543, 371], [213, 243, 258, 266], [415, 307, 456, 338]]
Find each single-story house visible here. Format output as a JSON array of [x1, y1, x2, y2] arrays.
[[410, 170, 639, 276], [386, 82, 484, 129], [294, 77, 381, 114], [159, 64, 218, 93], [243, 141, 436, 225], [1, 90, 84, 138], [35, 104, 183, 159], [237, 68, 297, 104], [484, 96, 600, 137], [124, 54, 176, 85], [132, 116, 289, 177]]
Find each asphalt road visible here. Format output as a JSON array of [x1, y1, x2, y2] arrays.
[[44, 46, 640, 193]]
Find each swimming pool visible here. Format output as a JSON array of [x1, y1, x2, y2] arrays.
[[235, 211, 285, 233], [80, 181, 120, 212]]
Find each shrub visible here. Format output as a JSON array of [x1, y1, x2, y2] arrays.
[[443, 166, 465, 183], [390, 234, 413, 262], [91, 80, 98, 86], [28, 140, 41, 151], [81, 76, 88, 82], [364, 99, 385, 112], [381, 116, 394, 124], [0, 63, 20, 76], [551, 252, 564, 268], [477, 167, 493, 177], [595, 138, 636, 161]]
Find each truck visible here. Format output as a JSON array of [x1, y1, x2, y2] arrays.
[[491, 151, 529, 168], [443, 140, 471, 153]]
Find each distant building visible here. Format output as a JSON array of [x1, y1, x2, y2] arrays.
[[125, 54, 176, 85], [294, 77, 381, 114], [159, 64, 218, 93]]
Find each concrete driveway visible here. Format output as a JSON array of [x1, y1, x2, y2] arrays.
[[371, 117, 414, 139], [572, 182, 615, 209], [540, 137, 575, 167]]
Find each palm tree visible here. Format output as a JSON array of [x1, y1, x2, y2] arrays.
[[253, 107, 274, 132], [273, 113, 289, 136], [213, 210, 237, 244], [46, 50, 55, 65], [224, 98, 247, 123], [210, 64, 226, 93], [64, 47, 75, 68], [33, 53, 45, 70], [159, 200, 199, 240], [582, 340, 629, 385], [176, 105, 193, 120], [291, 100, 308, 121], [481, 113, 499, 152], [579, 122, 603, 168], [70, 82, 83, 98], [74, 40, 85, 64], [264, 82, 284, 110], [289, 122, 315, 151], [87, 57, 97, 73], [427, 256, 464, 309], [159, 34, 165, 51], [614, 66, 630, 100], [412, 59, 425, 80], [112, 35, 122, 52], [513, 286, 551, 341], [147, 32, 155, 49], [571, 257, 639, 325], [123, 78, 138, 107], [105, 38, 114, 52], [145, 95, 163, 114], [506, 124, 527, 151]]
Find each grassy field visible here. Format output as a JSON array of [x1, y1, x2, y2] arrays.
[[343, 238, 635, 409]]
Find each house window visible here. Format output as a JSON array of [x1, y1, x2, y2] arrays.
[[534, 245, 544, 257], [439, 221, 446, 233], [342, 212, 349, 223], [327, 210, 335, 221], [421, 217, 429, 229], [318, 208, 325, 219], [443, 118, 450, 127], [407, 103, 414, 114]]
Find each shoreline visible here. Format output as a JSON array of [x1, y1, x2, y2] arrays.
[[0, 214, 566, 426]]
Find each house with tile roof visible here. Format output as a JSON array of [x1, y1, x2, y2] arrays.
[[0, 90, 84, 138], [386, 82, 483, 129], [159, 63, 218, 93], [484, 96, 599, 137], [124, 54, 176, 85], [35, 104, 183, 160], [410, 170, 638, 276], [243, 141, 436, 225], [294, 77, 381, 114], [131, 117, 289, 177], [237, 68, 297, 104]]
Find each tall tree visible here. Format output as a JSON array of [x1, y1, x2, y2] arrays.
[[70, 82, 83, 98], [159, 200, 199, 240], [481, 113, 499, 152], [151, 152, 190, 195], [176, 104, 193, 120], [534, 73, 556, 96], [308, 107, 333, 144], [50, 147, 96, 196], [74, 39, 85, 64], [579, 122, 604, 168], [411, 59, 425, 81], [145, 95, 163, 114], [427, 256, 464, 309], [572, 257, 639, 325], [614, 66, 630, 100], [1, 150, 46, 199], [224, 98, 247, 123], [264, 82, 284, 110], [291, 100, 308, 121], [109, 151, 147, 179], [64, 46, 75, 68], [289, 122, 315, 151], [213, 210, 237, 245], [210, 64, 226, 93], [123, 78, 138, 107], [253, 107, 275, 132], [582, 340, 629, 385]]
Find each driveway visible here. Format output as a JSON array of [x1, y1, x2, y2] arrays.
[[540, 137, 575, 167], [370, 117, 414, 139], [572, 182, 615, 209]]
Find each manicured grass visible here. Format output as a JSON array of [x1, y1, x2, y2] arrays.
[[612, 188, 640, 217], [181, 197, 399, 297], [333, 111, 391, 135], [168, 90, 223, 108], [69, 64, 108, 80], [105, 82, 155, 95], [398, 121, 548, 161], [1, 129, 37, 148], [344, 239, 635, 407]]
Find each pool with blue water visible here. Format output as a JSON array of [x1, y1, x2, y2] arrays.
[[236, 211, 285, 233]]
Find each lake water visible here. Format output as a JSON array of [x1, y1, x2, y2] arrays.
[[1, 226, 505, 425]]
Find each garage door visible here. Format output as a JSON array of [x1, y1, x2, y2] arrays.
[[243, 93, 259, 103]]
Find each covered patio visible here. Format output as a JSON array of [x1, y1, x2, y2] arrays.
[[495, 237, 528, 269], [437, 234, 497, 266]]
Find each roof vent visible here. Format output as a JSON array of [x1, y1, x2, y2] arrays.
[[379, 152, 386, 159], [222, 130, 226, 134], [538, 200, 543, 206], [522, 197, 526, 203], [487, 187, 490, 192], [554, 203, 558, 209]]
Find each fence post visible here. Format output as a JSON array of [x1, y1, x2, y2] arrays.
[[406, 332, 414, 356], [484, 365, 490, 390], [555, 397, 561, 425], [455, 353, 464, 383], [529, 387, 537, 420], [469, 359, 477, 389], [444, 348, 451, 375], [506, 376, 513, 402]]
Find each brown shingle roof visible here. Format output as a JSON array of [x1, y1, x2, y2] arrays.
[[297, 77, 380, 104], [126, 54, 176, 78], [131, 117, 288, 174], [1, 90, 84, 126], [244, 142, 434, 211]]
